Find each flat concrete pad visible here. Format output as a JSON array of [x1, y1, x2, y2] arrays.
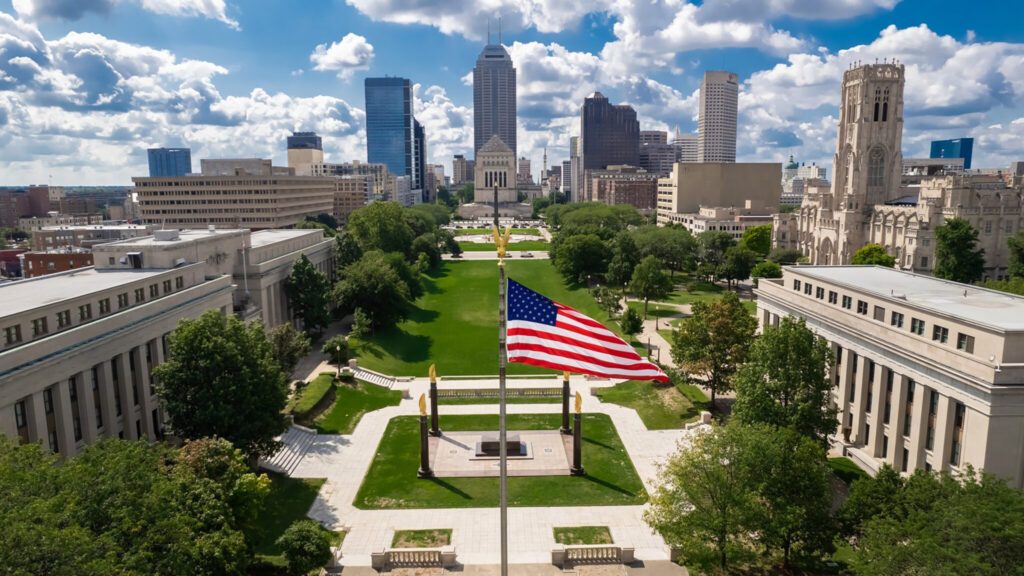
[[431, 430, 570, 477]]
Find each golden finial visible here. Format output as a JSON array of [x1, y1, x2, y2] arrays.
[[429, 363, 436, 385], [492, 224, 513, 265], [418, 393, 427, 416], [563, 371, 571, 382], [574, 391, 582, 414]]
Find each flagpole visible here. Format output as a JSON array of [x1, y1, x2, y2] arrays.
[[494, 187, 509, 576]]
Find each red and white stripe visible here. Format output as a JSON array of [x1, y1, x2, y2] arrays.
[[507, 303, 669, 382]]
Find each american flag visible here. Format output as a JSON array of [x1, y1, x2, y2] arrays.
[[506, 279, 669, 382]]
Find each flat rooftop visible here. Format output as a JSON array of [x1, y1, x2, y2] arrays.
[[791, 266, 1024, 331], [97, 228, 247, 248], [0, 268, 171, 317], [249, 229, 324, 249], [40, 224, 153, 232]]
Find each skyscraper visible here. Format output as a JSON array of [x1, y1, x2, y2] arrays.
[[698, 71, 739, 162], [365, 77, 414, 180], [579, 92, 639, 201], [473, 43, 517, 158], [287, 132, 323, 175], [147, 148, 192, 177], [414, 118, 426, 194], [930, 137, 973, 169], [673, 131, 698, 163]]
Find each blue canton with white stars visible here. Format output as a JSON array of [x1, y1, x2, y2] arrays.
[[507, 279, 558, 325]]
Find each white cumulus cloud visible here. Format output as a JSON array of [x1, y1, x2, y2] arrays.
[[310, 33, 375, 79]]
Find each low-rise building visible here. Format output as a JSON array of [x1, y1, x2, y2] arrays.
[[20, 250, 94, 278], [312, 161, 394, 202], [590, 166, 659, 211], [756, 266, 1024, 488], [664, 206, 774, 239], [334, 176, 371, 223], [19, 213, 104, 231], [32, 224, 157, 251], [657, 162, 780, 224]]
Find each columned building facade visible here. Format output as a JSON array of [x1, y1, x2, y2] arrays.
[[757, 266, 1024, 488]]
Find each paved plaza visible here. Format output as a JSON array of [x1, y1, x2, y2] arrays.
[[430, 430, 570, 477], [271, 372, 707, 569]]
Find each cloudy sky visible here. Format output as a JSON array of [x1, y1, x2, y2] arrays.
[[1, 0, 1023, 185]]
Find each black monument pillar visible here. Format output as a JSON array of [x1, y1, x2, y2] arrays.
[[429, 382, 441, 437], [571, 411, 584, 476], [560, 372, 571, 435], [417, 394, 433, 478]]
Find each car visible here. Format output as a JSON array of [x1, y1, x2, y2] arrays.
[[520, 251, 534, 258]]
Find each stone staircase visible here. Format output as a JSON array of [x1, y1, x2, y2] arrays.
[[261, 425, 317, 475], [354, 367, 396, 389]]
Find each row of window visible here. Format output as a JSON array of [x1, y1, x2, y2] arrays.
[[794, 278, 976, 354], [2, 276, 185, 348]]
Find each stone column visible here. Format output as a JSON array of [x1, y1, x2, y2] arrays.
[[868, 365, 887, 457], [152, 336, 167, 436], [417, 413, 433, 478], [95, 360, 118, 438], [137, 343, 157, 440], [116, 353, 138, 440], [835, 347, 854, 443], [53, 378, 78, 458], [25, 390, 48, 445], [850, 355, 871, 445], [887, 373, 909, 470], [907, 383, 931, 471], [78, 370, 98, 443], [560, 374, 571, 435], [932, 393, 955, 472], [571, 411, 584, 476], [0, 405, 18, 440]]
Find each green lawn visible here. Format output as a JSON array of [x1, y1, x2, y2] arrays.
[[553, 526, 613, 545], [829, 457, 870, 485], [627, 300, 683, 319], [350, 260, 617, 376], [244, 473, 329, 563], [453, 227, 541, 236], [354, 413, 646, 509], [392, 529, 452, 548], [288, 373, 335, 420], [458, 240, 549, 252], [595, 380, 708, 429], [314, 380, 403, 434]]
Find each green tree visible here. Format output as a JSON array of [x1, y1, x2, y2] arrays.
[[718, 246, 758, 289], [333, 255, 412, 330], [553, 233, 611, 284], [851, 243, 896, 267], [697, 230, 736, 278], [1007, 230, 1024, 278], [531, 196, 551, 218], [407, 203, 450, 228], [455, 183, 474, 204], [412, 233, 442, 269], [733, 316, 837, 445], [154, 311, 288, 462], [269, 323, 312, 376], [768, 247, 804, 265], [671, 292, 756, 407], [347, 202, 414, 256], [631, 225, 696, 278], [277, 520, 333, 576], [751, 260, 782, 278], [296, 219, 337, 237], [381, 251, 423, 299], [620, 307, 643, 338], [739, 224, 772, 257], [606, 231, 641, 288], [934, 217, 985, 283], [590, 285, 622, 318], [837, 464, 904, 538], [629, 255, 672, 319], [285, 254, 331, 336], [351, 307, 372, 338], [321, 334, 349, 367], [982, 276, 1024, 296], [334, 230, 363, 270], [645, 423, 761, 570]]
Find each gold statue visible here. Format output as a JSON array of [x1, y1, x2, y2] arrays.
[[492, 224, 513, 264], [429, 363, 437, 385], [418, 393, 427, 416], [574, 391, 582, 414]]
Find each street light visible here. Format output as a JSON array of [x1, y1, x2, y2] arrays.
[[336, 345, 342, 379]]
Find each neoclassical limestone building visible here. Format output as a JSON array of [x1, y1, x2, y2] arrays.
[[773, 62, 1024, 280], [473, 135, 518, 204]]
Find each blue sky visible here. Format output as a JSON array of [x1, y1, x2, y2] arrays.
[[1, 0, 1023, 184]]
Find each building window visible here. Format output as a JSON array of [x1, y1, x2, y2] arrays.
[[836, 345, 843, 365], [32, 317, 48, 337], [828, 290, 837, 304], [856, 300, 868, 315], [884, 369, 894, 424], [904, 379, 915, 437], [882, 435, 889, 459], [921, 256, 929, 268], [91, 367, 103, 428], [901, 448, 909, 472], [891, 312, 904, 328], [78, 304, 92, 322], [175, 276, 184, 289], [873, 305, 885, 321], [118, 293, 129, 309], [162, 279, 172, 294], [43, 387, 54, 414], [99, 298, 111, 315], [984, 221, 992, 234], [842, 295, 852, 310], [804, 283, 813, 295], [956, 333, 975, 353], [932, 325, 949, 344], [135, 288, 145, 303], [57, 310, 71, 328], [926, 390, 938, 451], [868, 148, 885, 187], [4, 325, 22, 346], [950, 402, 966, 466], [149, 284, 159, 298], [910, 318, 925, 335], [793, 279, 802, 291], [15, 400, 27, 430]]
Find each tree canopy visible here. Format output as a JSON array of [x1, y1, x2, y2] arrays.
[[606, 231, 641, 288], [553, 233, 611, 284], [851, 243, 896, 267], [1007, 230, 1024, 279], [269, 323, 311, 376], [629, 255, 672, 318], [934, 217, 985, 283], [751, 260, 782, 279], [739, 224, 772, 257], [153, 311, 288, 461], [347, 202, 414, 257], [333, 252, 414, 329], [284, 254, 331, 336]]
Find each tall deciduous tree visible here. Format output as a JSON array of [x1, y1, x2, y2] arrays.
[[153, 311, 288, 461], [553, 233, 611, 284], [590, 285, 622, 318], [334, 230, 363, 270], [269, 323, 312, 376], [934, 217, 985, 283], [733, 316, 837, 444], [739, 224, 772, 257], [347, 201, 414, 256], [697, 230, 736, 272], [751, 260, 782, 279], [630, 255, 672, 318], [620, 307, 643, 339], [285, 254, 331, 336], [277, 520, 333, 576], [851, 243, 896, 267], [1007, 230, 1024, 278], [671, 292, 756, 407], [332, 255, 413, 330], [718, 246, 758, 289], [606, 231, 641, 288]]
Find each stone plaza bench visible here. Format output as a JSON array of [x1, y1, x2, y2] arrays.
[[370, 546, 457, 570], [551, 545, 635, 568]]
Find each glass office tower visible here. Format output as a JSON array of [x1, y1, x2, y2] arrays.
[[364, 77, 413, 179]]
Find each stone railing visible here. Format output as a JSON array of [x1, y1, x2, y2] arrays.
[[551, 545, 634, 568], [370, 546, 457, 570]]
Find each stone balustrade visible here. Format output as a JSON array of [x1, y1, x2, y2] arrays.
[[370, 546, 457, 570], [551, 545, 634, 568]]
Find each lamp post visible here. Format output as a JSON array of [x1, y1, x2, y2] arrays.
[[335, 345, 341, 379]]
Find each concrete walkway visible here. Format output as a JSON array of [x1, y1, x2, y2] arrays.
[[443, 251, 550, 261], [281, 375, 706, 567]]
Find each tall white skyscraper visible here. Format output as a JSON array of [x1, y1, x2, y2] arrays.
[[673, 130, 698, 163], [698, 71, 738, 162], [473, 43, 517, 158]]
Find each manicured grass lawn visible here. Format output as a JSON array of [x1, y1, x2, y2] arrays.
[[314, 380, 403, 434], [288, 373, 335, 420], [627, 301, 682, 319], [440, 396, 560, 405], [245, 473, 329, 562], [595, 380, 707, 429], [354, 413, 646, 509], [458, 240, 549, 252], [829, 457, 870, 485], [553, 526, 613, 545], [453, 227, 541, 236], [351, 260, 617, 376], [392, 529, 452, 548]]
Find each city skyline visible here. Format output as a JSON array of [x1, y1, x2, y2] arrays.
[[1, 0, 1024, 184]]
